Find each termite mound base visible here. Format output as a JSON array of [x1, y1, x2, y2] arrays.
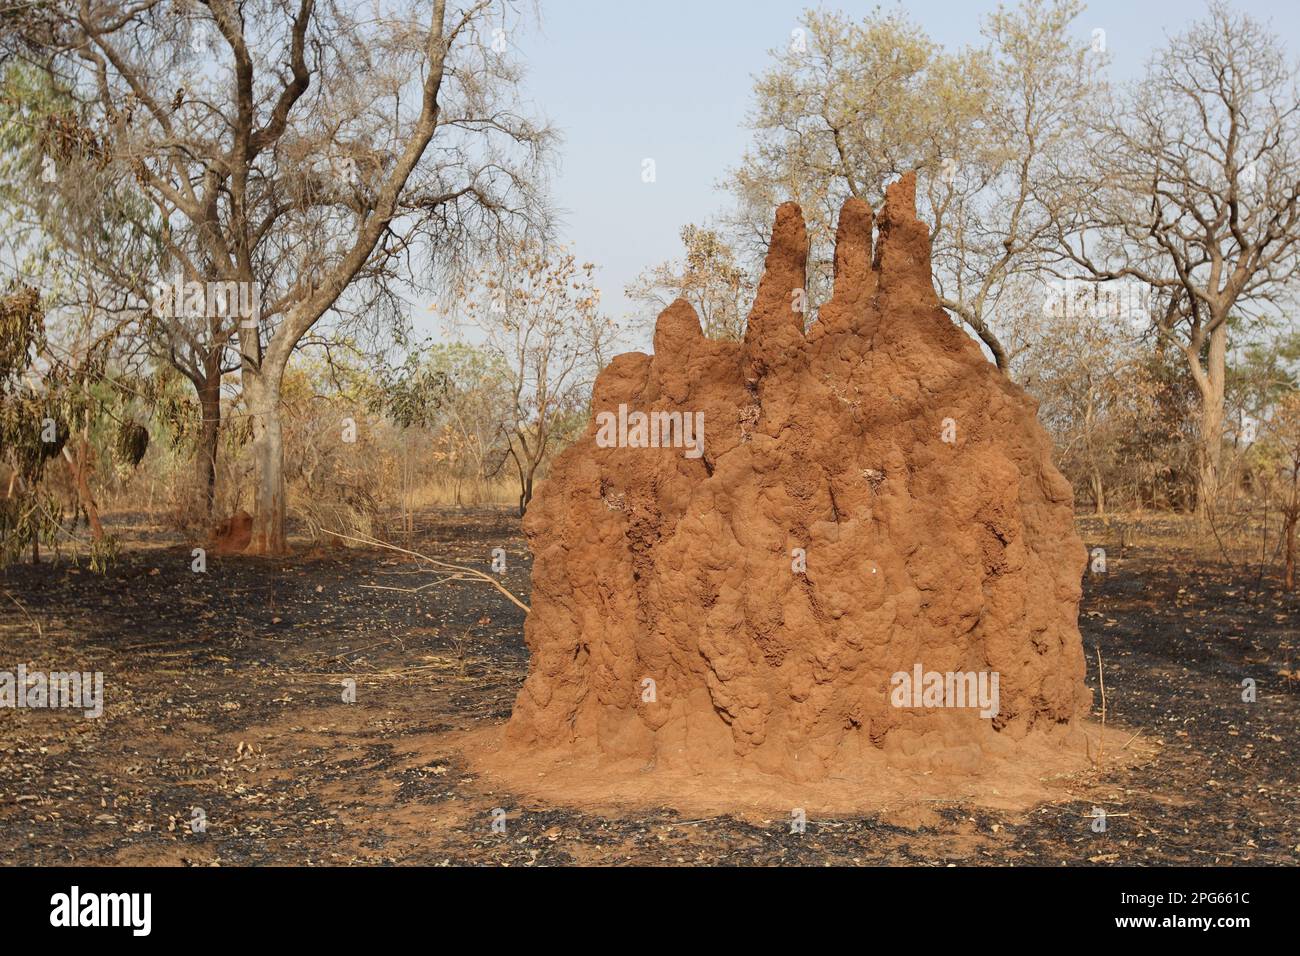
[[463, 720, 1143, 819]]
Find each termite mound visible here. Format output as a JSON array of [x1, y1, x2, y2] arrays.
[[494, 173, 1096, 802]]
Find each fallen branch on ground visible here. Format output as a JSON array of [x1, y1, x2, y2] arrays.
[[320, 528, 530, 613]]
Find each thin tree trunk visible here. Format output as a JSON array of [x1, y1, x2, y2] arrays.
[[520, 457, 540, 514], [195, 362, 222, 516], [1285, 472, 1298, 591], [62, 436, 104, 541], [508, 442, 528, 516], [1083, 391, 1104, 516], [1091, 468, 1106, 516], [940, 298, 1009, 371], [1284, 512, 1296, 591]]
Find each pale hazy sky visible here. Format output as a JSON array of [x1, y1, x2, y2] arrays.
[[428, 0, 1300, 347]]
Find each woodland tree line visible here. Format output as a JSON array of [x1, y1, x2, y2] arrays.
[[1, 1, 1299, 585]]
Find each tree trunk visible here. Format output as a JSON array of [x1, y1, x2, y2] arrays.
[[1083, 394, 1103, 516], [940, 298, 1008, 371], [1285, 474, 1298, 591], [1194, 320, 1229, 517], [62, 437, 104, 541], [1284, 512, 1296, 591], [1090, 468, 1105, 516], [520, 457, 540, 515], [194, 362, 222, 516], [517, 469, 533, 516], [245, 373, 287, 555]]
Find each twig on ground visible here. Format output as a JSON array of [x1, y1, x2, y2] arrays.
[[2, 590, 43, 640], [1095, 645, 1107, 767]]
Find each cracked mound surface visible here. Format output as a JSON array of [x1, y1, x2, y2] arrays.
[[500, 173, 1091, 794]]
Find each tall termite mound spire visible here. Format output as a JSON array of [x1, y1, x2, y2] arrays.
[[505, 172, 1089, 784]]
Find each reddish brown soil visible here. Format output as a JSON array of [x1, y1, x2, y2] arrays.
[[210, 510, 253, 555], [503, 175, 1092, 797]]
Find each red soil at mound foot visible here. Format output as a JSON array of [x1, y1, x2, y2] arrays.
[[499, 173, 1094, 798], [211, 509, 253, 556]]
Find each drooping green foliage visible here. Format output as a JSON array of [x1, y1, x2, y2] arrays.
[[367, 350, 452, 431], [0, 284, 62, 565]]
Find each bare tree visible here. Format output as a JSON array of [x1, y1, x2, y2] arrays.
[[926, 0, 1103, 370], [456, 241, 615, 514], [1017, 290, 1137, 514], [726, 0, 1101, 369], [411, 342, 512, 505], [1051, 2, 1300, 512], [625, 223, 752, 342], [728, 7, 977, 311], [12, 0, 553, 552]]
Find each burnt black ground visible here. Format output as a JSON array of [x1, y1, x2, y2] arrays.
[[0, 510, 1296, 865]]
